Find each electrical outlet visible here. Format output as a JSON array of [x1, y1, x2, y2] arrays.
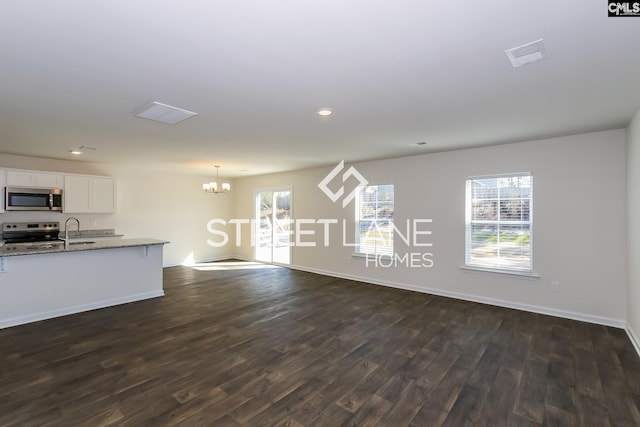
[[91, 218, 97, 227], [551, 281, 561, 293]]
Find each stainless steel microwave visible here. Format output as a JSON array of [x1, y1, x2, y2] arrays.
[[5, 186, 63, 211]]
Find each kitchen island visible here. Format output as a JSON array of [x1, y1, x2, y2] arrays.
[[0, 238, 168, 329]]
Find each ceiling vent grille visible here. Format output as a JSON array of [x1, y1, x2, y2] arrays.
[[134, 101, 198, 125], [505, 39, 548, 68]]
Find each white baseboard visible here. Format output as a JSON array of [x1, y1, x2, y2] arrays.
[[286, 263, 626, 329], [626, 324, 640, 358], [0, 290, 164, 330]]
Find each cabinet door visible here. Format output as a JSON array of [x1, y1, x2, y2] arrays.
[[7, 171, 64, 188], [6, 171, 34, 187], [90, 178, 116, 213], [64, 176, 91, 213], [0, 170, 6, 213], [35, 173, 64, 188]]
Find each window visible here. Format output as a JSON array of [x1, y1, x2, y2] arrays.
[[355, 184, 394, 256], [465, 173, 532, 272]]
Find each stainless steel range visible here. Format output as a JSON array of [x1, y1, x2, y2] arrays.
[[2, 221, 63, 250]]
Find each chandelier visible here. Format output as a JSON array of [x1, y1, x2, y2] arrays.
[[203, 165, 230, 194]]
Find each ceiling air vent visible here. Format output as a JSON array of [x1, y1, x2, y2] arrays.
[[134, 101, 198, 125], [505, 39, 548, 68]]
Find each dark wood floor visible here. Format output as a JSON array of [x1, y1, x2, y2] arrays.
[[1, 263, 640, 426]]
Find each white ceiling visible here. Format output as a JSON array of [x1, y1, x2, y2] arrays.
[[1, 1, 639, 177]]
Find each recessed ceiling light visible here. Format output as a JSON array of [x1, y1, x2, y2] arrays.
[[316, 108, 333, 117], [69, 145, 97, 155], [134, 101, 198, 125]]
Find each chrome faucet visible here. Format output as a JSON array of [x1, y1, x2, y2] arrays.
[[64, 217, 80, 249]]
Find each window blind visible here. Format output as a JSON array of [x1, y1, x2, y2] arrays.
[[356, 184, 394, 256], [465, 173, 532, 272]]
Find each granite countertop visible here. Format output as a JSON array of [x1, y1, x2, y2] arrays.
[[0, 238, 169, 257], [61, 229, 124, 238]]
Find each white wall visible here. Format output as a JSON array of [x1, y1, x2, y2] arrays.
[[232, 129, 628, 325], [0, 154, 235, 266], [628, 109, 640, 343]]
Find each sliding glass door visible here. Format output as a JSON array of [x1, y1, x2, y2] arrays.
[[255, 189, 291, 264]]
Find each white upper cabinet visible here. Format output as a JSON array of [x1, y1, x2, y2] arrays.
[[0, 170, 6, 213], [36, 173, 64, 188], [64, 175, 116, 213], [6, 170, 64, 188], [63, 176, 91, 213], [0, 168, 115, 214], [6, 171, 33, 187], [90, 177, 116, 213]]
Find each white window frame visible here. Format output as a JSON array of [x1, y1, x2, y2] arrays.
[[464, 172, 534, 275], [355, 184, 394, 257]]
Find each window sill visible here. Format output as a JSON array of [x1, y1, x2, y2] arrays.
[[352, 252, 392, 260], [460, 265, 540, 279]]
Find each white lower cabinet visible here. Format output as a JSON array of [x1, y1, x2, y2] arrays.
[[64, 175, 116, 213]]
